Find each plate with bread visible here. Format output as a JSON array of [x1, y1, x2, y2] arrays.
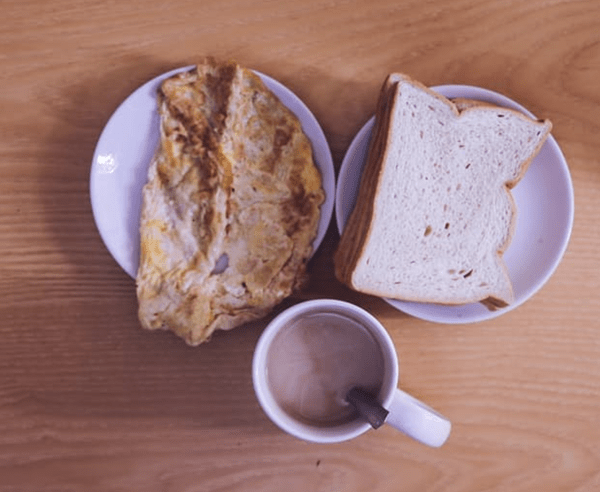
[[335, 74, 574, 324], [91, 60, 335, 345]]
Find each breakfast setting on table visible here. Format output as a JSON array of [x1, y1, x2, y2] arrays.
[[2, 0, 599, 490]]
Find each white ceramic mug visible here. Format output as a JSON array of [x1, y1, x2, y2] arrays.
[[252, 299, 451, 446]]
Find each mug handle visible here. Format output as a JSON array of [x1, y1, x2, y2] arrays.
[[385, 389, 452, 447]]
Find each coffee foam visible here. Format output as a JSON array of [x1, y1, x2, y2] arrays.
[[266, 311, 385, 427]]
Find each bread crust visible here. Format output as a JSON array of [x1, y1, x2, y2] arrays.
[[334, 75, 398, 284]]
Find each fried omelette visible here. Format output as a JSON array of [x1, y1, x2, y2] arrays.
[[136, 59, 324, 345]]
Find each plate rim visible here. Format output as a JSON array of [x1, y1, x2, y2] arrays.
[[335, 83, 575, 324]]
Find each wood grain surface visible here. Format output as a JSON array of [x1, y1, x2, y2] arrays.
[[1, 0, 599, 490]]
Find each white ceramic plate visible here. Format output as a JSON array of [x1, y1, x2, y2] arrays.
[[90, 67, 335, 278], [336, 85, 574, 324]]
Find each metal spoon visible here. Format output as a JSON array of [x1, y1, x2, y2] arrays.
[[345, 386, 389, 429]]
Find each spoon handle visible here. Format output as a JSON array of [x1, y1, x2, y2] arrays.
[[346, 386, 389, 429]]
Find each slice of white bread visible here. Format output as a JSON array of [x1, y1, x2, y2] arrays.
[[334, 74, 552, 307]]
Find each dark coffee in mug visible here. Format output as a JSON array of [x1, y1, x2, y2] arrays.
[[266, 311, 385, 427]]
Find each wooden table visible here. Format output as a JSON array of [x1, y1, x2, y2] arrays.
[[1, 0, 599, 490]]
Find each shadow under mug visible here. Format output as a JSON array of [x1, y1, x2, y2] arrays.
[[252, 299, 451, 446]]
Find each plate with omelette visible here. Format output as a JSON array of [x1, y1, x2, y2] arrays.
[[91, 59, 335, 345]]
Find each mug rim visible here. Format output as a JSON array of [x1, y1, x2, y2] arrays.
[[252, 298, 399, 443]]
